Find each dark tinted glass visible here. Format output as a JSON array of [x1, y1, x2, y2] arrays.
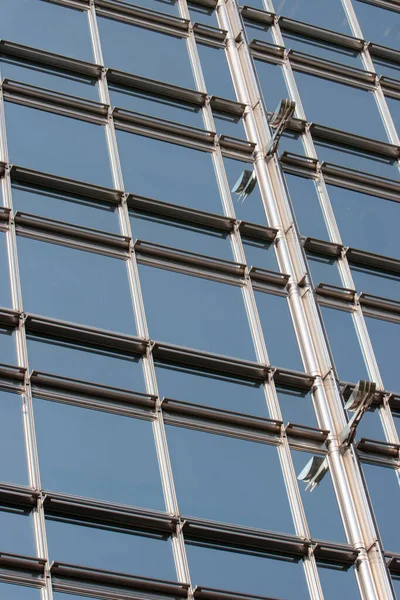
[[46, 518, 177, 580], [0, 58, 99, 100], [353, 0, 400, 47], [350, 264, 400, 300], [167, 425, 294, 532], [155, 362, 269, 416], [0, 0, 93, 61], [0, 506, 36, 555], [5, 103, 112, 187], [0, 391, 28, 485], [255, 291, 304, 371], [130, 211, 233, 260], [327, 185, 399, 259], [27, 336, 145, 391], [12, 183, 119, 232], [223, 157, 268, 224], [109, 85, 204, 128], [294, 72, 387, 141], [197, 43, 236, 99], [18, 238, 136, 334], [362, 463, 400, 552], [34, 399, 164, 509], [0, 582, 41, 599], [291, 450, 346, 542], [273, 0, 352, 34], [276, 386, 318, 427], [0, 233, 12, 308], [0, 327, 17, 365], [365, 317, 399, 392], [186, 543, 309, 598], [98, 17, 194, 88], [321, 307, 368, 383], [284, 173, 329, 239], [306, 252, 343, 288], [255, 59, 289, 112], [283, 33, 362, 67], [318, 564, 361, 600], [139, 265, 256, 359], [117, 131, 223, 213]]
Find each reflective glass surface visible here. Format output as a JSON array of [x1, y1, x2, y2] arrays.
[[353, 0, 400, 47], [139, 265, 256, 359], [327, 185, 400, 258], [189, 2, 218, 27], [0, 58, 99, 101], [372, 57, 400, 80], [362, 463, 400, 552], [294, 72, 387, 141], [0, 506, 36, 555], [354, 405, 385, 441], [46, 518, 177, 580], [109, 85, 204, 128], [276, 386, 318, 427], [245, 19, 274, 44], [387, 96, 400, 135], [284, 173, 329, 239], [167, 425, 294, 531], [12, 183, 119, 233], [0, 232, 12, 308], [273, 0, 352, 34], [98, 17, 194, 88], [0, 391, 28, 485], [213, 110, 246, 139], [155, 362, 269, 416], [255, 291, 304, 371], [0, 0, 93, 61], [306, 252, 343, 288], [130, 210, 233, 260], [321, 307, 368, 383], [291, 450, 346, 542], [350, 263, 400, 300], [124, 0, 179, 15], [318, 564, 361, 600], [242, 237, 279, 271], [365, 316, 399, 392], [27, 336, 145, 391], [0, 327, 17, 365], [197, 43, 236, 99], [0, 582, 41, 599], [283, 33, 363, 67], [5, 103, 112, 187], [186, 543, 309, 598], [18, 238, 136, 334], [223, 157, 268, 224], [34, 399, 164, 509], [255, 59, 289, 112], [117, 131, 223, 213]]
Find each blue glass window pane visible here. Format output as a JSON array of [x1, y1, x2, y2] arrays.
[[283, 33, 363, 68], [284, 173, 329, 240], [12, 183, 120, 233], [189, 2, 218, 27], [294, 72, 387, 141], [0, 327, 17, 365], [0, 582, 41, 599], [321, 307, 368, 383], [354, 405, 385, 441], [291, 450, 346, 542], [0, 0, 93, 61], [5, 103, 112, 187], [0, 391, 28, 485], [306, 252, 343, 288], [139, 265, 256, 360], [186, 543, 309, 598], [365, 317, 399, 392], [350, 264, 400, 301], [46, 518, 177, 580], [34, 399, 164, 509], [276, 386, 318, 428], [318, 564, 360, 600], [109, 85, 204, 128], [0, 58, 99, 101], [372, 58, 400, 80], [197, 43, 236, 99], [392, 576, 400, 598], [130, 211, 233, 260], [313, 138, 400, 180], [255, 291, 304, 371], [98, 17, 194, 89], [394, 412, 400, 437], [242, 237, 279, 271], [18, 237, 136, 334], [117, 131, 223, 214], [279, 130, 307, 154], [245, 19, 274, 44], [362, 463, 400, 552], [353, 0, 400, 47], [0, 506, 36, 555], [27, 336, 145, 391], [255, 59, 289, 112], [155, 362, 269, 416], [327, 185, 400, 258], [387, 96, 400, 135], [0, 233, 11, 308], [273, 0, 352, 35], [167, 425, 294, 532], [123, 0, 179, 15], [223, 157, 268, 225], [213, 110, 246, 139]]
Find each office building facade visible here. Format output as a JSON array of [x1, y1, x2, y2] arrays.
[[0, 0, 399, 598]]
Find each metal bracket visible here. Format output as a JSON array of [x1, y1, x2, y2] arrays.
[[339, 380, 377, 451], [266, 98, 296, 156]]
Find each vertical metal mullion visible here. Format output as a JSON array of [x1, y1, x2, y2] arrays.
[[88, 2, 192, 588]]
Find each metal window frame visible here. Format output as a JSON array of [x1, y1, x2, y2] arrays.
[[278, 16, 365, 51]]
